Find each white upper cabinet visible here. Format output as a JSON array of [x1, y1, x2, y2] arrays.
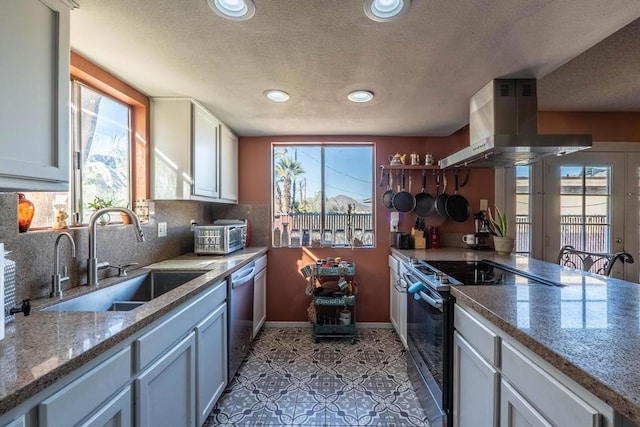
[[0, 0, 73, 191], [151, 98, 238, 203], [219, 124, 238, 203]]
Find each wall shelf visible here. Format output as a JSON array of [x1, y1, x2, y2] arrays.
[[380, 164, 440, 170]]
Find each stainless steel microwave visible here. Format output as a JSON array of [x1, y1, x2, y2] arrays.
[[194, 220, 246, 255]]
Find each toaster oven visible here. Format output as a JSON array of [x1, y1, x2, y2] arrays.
[[194, 220, 247, 255]]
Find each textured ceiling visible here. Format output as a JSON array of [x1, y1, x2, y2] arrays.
[[69, 1, 640, 137]]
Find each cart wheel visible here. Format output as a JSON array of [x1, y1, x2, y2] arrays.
[[315, 338, 319, 343], [351, 338, 356, 344]]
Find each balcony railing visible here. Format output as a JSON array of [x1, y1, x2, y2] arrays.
[[274, 212, 374, 246], [515, 214, 609, 256]]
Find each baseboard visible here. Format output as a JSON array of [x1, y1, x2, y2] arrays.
[[263, 321, 393, 329]]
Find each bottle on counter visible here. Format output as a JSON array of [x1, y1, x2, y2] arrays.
[[273, 226, 281, 247], [281, 222, 290, 247], [430, 226, 440, 249]]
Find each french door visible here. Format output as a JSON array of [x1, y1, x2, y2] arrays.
[[543, 151, 638, 281]]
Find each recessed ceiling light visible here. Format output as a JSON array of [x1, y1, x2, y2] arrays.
[[207, 0, 255, 21], [263, 90, 290, 102], [363, 0, 411, 22], [348, 90, 374, 103]]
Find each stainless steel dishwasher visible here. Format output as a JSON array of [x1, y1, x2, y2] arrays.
[[228, 261, 256, 379]]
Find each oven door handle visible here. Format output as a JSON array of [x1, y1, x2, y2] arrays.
[[418, 290, 443, 311]]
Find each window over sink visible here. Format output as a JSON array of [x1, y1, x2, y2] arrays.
[[271, 144, 374, 248]]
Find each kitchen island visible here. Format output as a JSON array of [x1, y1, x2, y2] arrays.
[[0, 247, 267, 423], [392, 247, 640, 425]]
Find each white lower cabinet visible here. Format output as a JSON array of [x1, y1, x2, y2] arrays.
[[38, 347, 131, 427], [388, 255, 407, 347], [453, 332, 499, 427], [500, 380, 551, 427], [454, 303, 615, 427], [253, 255, 267, 338], [136, 333, 196, 427], [196, 303, 228, 426]]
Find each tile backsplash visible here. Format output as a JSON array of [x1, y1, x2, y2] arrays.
[[0, 193, 218, 302]]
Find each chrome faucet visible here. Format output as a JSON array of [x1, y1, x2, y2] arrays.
[[51, 232, 76, 298], [87, 207, 145, 286]]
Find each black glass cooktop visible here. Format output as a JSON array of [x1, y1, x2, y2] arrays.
[[419, 260, 557, 286]]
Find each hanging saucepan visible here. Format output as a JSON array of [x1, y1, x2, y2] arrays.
[[392, 170, 416, 213], [414, 170, 435, 217], [434, 172, 449, 217], [445, 172, 471, 222], [382, 170, 395, 209]]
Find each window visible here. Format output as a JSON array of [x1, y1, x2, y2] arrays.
[[272, 144, 374, 247], [22, 52, 149, 230], [515, 165, 532, 256], [25, 82, 132, 228]]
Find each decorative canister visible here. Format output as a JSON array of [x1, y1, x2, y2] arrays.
[[17, 193, 35, 232]]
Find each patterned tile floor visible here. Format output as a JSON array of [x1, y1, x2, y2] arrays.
[[205, 327, 430, 427]]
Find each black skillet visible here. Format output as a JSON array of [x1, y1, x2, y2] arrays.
[[414, 170, 435, 217], [445, 172, 471, 222], [434, 172, 449, 217], [382, 170, 395, 209], [392, 170, 416, 213]]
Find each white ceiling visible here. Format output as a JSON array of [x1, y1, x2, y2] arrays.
[[69, 1, 640, 137]]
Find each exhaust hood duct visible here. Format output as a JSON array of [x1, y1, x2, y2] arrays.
[[439, 79, 592, 169]]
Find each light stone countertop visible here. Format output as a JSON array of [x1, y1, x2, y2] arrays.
[[392, 247, 640, 425], [0, 247, 267, 418]]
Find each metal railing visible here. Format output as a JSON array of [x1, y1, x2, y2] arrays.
[[274, 212, 374, 246], [515, 214, 609, 256]]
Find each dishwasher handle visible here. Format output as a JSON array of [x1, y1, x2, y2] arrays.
[[231, 265, 256, 288]]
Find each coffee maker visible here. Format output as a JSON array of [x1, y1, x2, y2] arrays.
[[473, 211, 492, 250]]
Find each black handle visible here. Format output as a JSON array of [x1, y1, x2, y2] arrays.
[[9, 299, 31, 316]]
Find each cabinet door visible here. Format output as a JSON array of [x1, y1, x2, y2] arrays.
[[219, 124, 238, 202], [136, 333, 196, 427], [196, 302, 228, 427], [389, 269, 399, 330], [0, 0, 70, 191], [80, 386, 132, 427], [151, 98, 193, 199], [453, 332, 499, 427], [253, 267, 267, 338], [192, 103, 220, 199], [500, 380, 552, 427]]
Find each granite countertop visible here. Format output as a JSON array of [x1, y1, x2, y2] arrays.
[[0, 247, 267, 417], [392, 247, 640, 424]]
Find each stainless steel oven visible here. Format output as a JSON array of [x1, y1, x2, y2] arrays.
[[404, 263, 459, 427]]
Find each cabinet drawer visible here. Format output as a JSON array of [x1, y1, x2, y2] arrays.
[[454, 304, 500, 366], [255, 254, 267, 272], [388, 255, 399, 273], [39, 347, 131, 427], [501, 341, 600, 427], [135, 280, 226, 370]]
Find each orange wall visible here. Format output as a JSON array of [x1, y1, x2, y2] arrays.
[[238, 133, 495, 322], [539, 112, 640, 142]]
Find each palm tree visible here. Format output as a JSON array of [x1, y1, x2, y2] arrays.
[[275, 157, 304, 213]]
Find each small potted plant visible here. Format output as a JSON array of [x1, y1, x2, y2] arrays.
[[487, 206, 515, 254], [87, 196, 113, 225]]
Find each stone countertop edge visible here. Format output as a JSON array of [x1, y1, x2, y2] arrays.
[[0, 247, 268, 418], [391, 247, 640, 425]]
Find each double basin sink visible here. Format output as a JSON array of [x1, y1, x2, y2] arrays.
[[42, 271, 204, 312]]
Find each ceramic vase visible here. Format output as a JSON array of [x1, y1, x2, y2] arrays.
[[17, 193, 35, 233]]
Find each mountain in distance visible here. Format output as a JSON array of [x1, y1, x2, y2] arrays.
[[326, 195, 370, 213]]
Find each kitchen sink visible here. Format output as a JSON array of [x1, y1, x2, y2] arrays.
[[42, 271, 204, 312]]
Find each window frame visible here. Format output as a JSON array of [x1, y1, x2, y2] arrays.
[[271, 142, 375, 248]]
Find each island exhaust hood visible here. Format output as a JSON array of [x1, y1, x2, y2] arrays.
[[439, 79, 592, 168]]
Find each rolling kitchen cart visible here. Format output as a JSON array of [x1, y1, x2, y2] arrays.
[[308, 262, 357, 343]]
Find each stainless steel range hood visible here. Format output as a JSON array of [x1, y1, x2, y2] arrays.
[[439, 79, 592, 168]]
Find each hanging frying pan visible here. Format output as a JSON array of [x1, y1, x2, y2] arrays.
[[445, 172, 471, 222], [392, 170, 416, 213], [382, 170, 395, 208], [414, 170, 435, 217], [434, 172, 449, 217]]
